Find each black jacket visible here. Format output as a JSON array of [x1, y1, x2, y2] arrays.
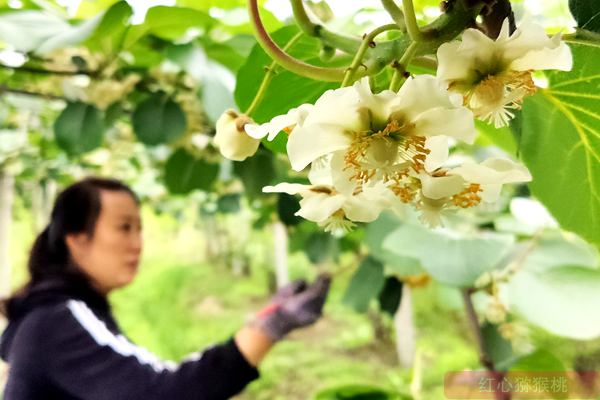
[[0, 278, 259, 399]]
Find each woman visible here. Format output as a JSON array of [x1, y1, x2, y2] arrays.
[[0, 177, 331, 399]]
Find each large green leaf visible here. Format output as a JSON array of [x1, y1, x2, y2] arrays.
[[36, 12, 103, 54], [306, 231, 339, 264], [164, 149, 219, 195], [76, 0, 119, 18], [54, 102, 104, 156], [84, 1, 132, 54], [235, 25, 349, 124], [0, 10, 69, 52], [382, 224, 514, 287], [481, 322, 516, 372], [166, 43, 236, 124], [510, 350, 566, 372], [124, 6, 214, 47], [506, 232, 600, 340], [342, 256, 386, 313], [132, 94, 187, 146], [474, 120, 517, 155], [520, 41, 600, 250], [364, 213, 423, 277], [232, 149, 276, 198], [569, 0, 600, 33]]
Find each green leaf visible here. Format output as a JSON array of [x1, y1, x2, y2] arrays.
[[481, 322, 516, 372], [132, 94, 187, 146], [54, 102, 104, 156], [84, 1, 132, 54], [201, 36, 253, 72], [176, 0, 248, 11], [76, 0, 118, 18], [306, 231, 339, 264], [365, 213, 423, 277], [516, 232, 599, 274], [342, 256, 386, 313], [232, 150, 275, 198], [382, 224, 514, 287], [474, 120, 517, 155], [124, 6, 214, 47], [36, 12, 103, 54], [277, 193, 302, 226], [0, 10, 69, 52], [235, 25, 348, 124], [569, 0, 600, 33], [166, 43, 236, 124], [510, 349, 566, 372], [520, 41, 600, 250], [314, 384, 405, 400], [377, 277, 403, 317], [506, 234, 600, 340], [217, 193, 241, 214], [164, 148, 219, 195]]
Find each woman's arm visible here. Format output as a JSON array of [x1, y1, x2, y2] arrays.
[[234, 326, 275, 367]]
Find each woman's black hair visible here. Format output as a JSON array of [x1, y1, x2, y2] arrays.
[[0, 177, 139, 317]]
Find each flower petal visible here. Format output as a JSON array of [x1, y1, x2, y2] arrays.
[[353, 77, 396, 125], [436, 41, 474, 83], [303, 85, 363, 127], [412, 107, 476, 143], [244, 103, 314, 140], [510, 35, 573, 71], [330, 151, 357, 196], [297, 193, 346, 222], [263, 182, 311, 196], [343, 183, 395, 222], [450, 158, 532, 184], [424, 136, 450, 173], [393, 75, 462, 118], [287, 123, 351, 171], [420, 173, 465, 200]]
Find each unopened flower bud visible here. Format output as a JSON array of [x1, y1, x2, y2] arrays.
[[214, 109, 259, 161]]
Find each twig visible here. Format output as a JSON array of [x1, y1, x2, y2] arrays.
[[0, 85, 67, 101]]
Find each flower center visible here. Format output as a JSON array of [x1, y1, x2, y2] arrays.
[[320, 210, 355, 234], [344, 119, 430, 184], [465, 72, 537, 128]]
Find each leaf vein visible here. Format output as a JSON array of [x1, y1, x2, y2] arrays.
[[551, 73, 600, 88]]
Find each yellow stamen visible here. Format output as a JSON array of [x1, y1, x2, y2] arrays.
[[451, 183, 482, 208], [464, 71, 538, 128], [343, 119, 429, 185]]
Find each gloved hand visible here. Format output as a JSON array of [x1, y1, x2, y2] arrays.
[[253, 273, 332, 342]]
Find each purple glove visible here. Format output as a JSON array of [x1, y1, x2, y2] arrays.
[[254, 273, 332, 341]]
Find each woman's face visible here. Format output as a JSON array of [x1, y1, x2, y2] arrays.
[[66, 190, 143, 294]]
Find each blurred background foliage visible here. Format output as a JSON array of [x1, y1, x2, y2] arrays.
[[0, 0, 599, 399]]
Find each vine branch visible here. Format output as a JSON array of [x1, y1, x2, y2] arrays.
[[381, 0, 407, 31], [289, 0, 361, 54], [389, 41, 419, 91], [0, 85, 67, 101], [0, 63, 92, 77], [462, 288, 511, 400], [248, 0, 346, 82], [402, 0, 425, 42], [341, 23, 400, 87]]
